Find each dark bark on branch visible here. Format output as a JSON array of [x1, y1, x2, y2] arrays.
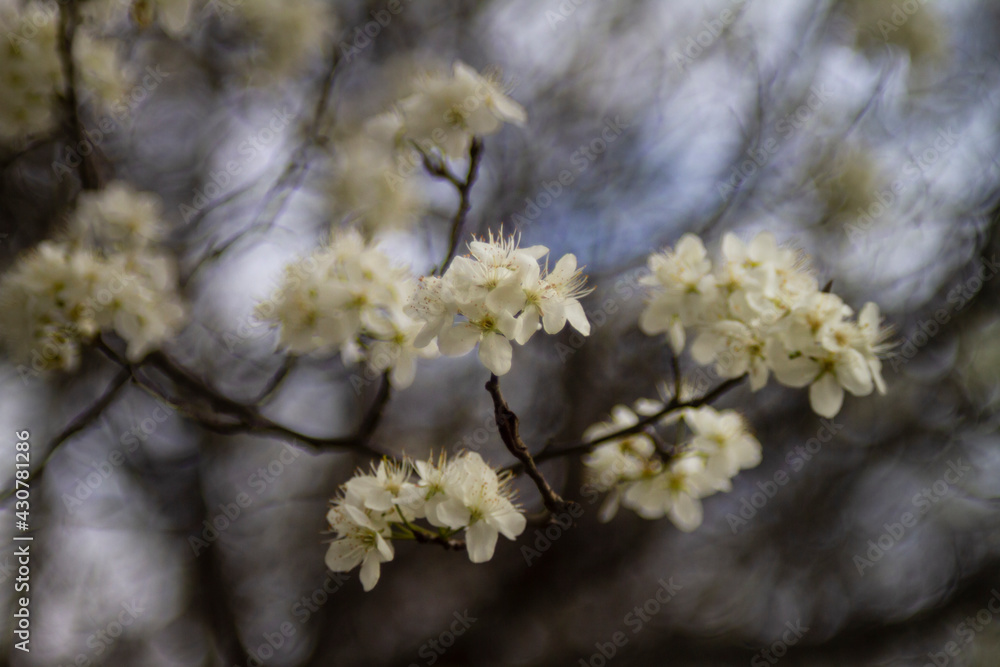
[[529, 373, 749, 466], [0, 366, 131, 502], [431, 138, 483, 276], [486, 373, 575, 516]]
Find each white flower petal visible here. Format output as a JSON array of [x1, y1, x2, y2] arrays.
[[809, 373, 844, 418], [491, 509, 526, 540], [466, 520, 499, 563], [438, 323, 480, 356], [479, 332, 513, 375], [564, 300, 591, 336], [325, 540, 363, 572], [359, 553, 382, 591], [668, 494, 703, 532]]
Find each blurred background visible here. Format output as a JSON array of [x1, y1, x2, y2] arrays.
[[3, 0, 1000, 665]]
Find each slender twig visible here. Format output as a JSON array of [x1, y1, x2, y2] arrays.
[[529, 374, 749, 467], [411, 530, 467, 551], [95, 341, 389, 454], [182, 50, 342, 286], [670, 350, 682, 401], [252, 356, 296, 404], [57, 0, 102, 191], [0, 367, 131, 502], [485, 374, 574, 515], [432, 138, 483, 275], [358, 372, 392, 440], [393, 505, 466, 551]]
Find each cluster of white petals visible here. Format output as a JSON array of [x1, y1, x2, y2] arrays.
[[406, 232, 592, 375], [0, 2, 133, 141], [326, 61, 524, 236], [399, 62, 527, 159], [327, 112, 427, 237], [83, 0, 194, 36], [639, 232, 891, 417], [73, 32, 131, 108], [225, 0, 334, 83], [325, 452, 526, 591], [0, 183, 185, 371], [583, 403, 762, 531], [0, 2, 63, 140], [260, 230, 435, 388]]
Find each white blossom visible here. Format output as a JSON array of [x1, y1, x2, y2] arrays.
[[620, 454, 716, 530], [0, 244, 184, 368], [415, 451, 526, 563], [223, 0, 335, 83], [0, 3, 63, 140], [582, 405, 660, 522], [399, 61, 526, 159], [407, 232, 591, 376], [639, 233, 719, 351], [69, 182, 164, 252], [638, 230, 891, 417], [74, 32, 130, 108], [344, 458, 424, 520], [261, 230, 433, 388], [327, 112, 427, 236], [683, 406, 762, 490], [324, 502, 394, 592]]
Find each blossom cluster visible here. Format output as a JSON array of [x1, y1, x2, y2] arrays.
[[327, 111, 427, 236], [84, 0, 194, 36], [583, 403, 762, 531], [0, 2, 130, 141], [0, 182, 185, 372], [223, 0, 334, 83], [406, 232, 592, 375], [639, 232, 891, 418], [326, 61, 525, 236], [325, 452, 526, 591], [259, 229, 435, 388], [0, 2, 64, 140]]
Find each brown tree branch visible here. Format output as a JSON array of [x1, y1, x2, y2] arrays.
[[0, 366, 131, 502], [485, 374, 575, 516], [57, 0, 104, 191], [94, 341, 390, 455], [411, 531, 467, 552], [431, 137, 484, 275], [529, 373, 749, 466]]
